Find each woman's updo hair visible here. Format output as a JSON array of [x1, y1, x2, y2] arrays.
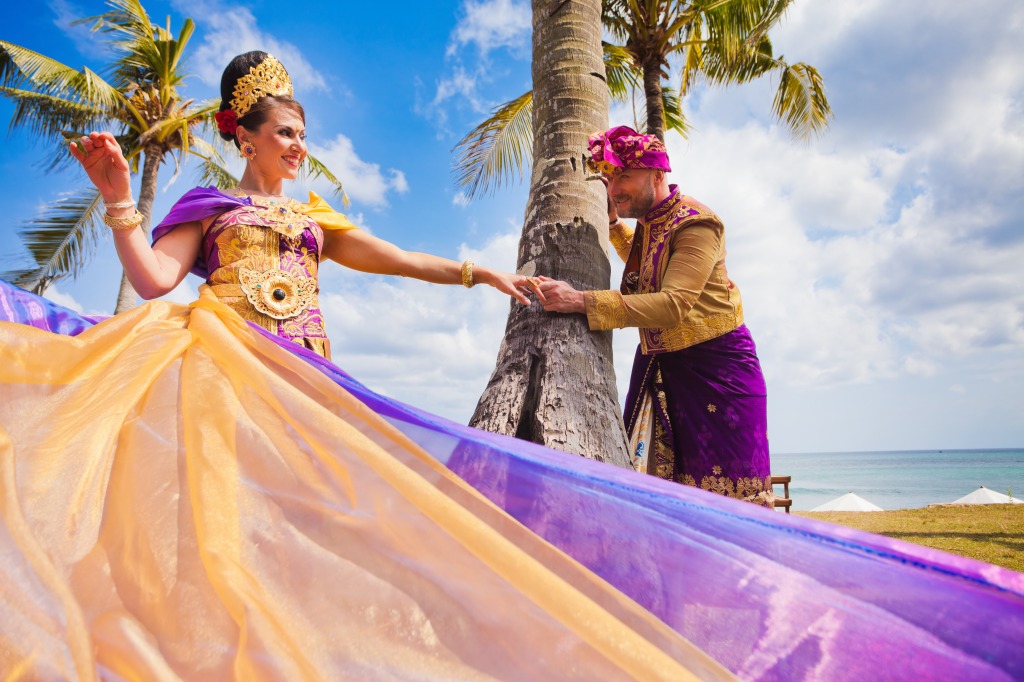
[[218, 51, 306, 148]]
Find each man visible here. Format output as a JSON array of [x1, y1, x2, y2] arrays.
[[536, 126, 773, 507]]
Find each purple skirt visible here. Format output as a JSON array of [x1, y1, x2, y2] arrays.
[[624, 325, 772, 505]]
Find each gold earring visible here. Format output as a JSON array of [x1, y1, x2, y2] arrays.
[[241, 141, 256, 159]]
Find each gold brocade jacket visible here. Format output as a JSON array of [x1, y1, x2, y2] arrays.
[[583, 187, 744, 355]]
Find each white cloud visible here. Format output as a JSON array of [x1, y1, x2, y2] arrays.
[[317, 229, 524, 423], [423, 0, 531, 132], [449, 0, 531, 57], [173, 0, 326, 94], [452, 192, 471, 207], [304, 134, 409, 208], [49, 0, 110, 59], [42, 284, 86, 314]]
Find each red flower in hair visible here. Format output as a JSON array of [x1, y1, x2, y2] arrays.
[[215, 109, 238, 135]]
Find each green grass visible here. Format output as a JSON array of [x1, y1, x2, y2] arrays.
[[796, 505, 1024, 573]]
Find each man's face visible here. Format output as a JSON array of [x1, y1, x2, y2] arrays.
[[607, 169, 657, 219]]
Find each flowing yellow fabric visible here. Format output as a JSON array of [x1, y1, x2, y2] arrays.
[[0, 287, 731, 680]]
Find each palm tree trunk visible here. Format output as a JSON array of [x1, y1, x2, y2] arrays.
[[113, 144, 161, 314], [470, 0, 630, 466], [642, 54, 666, 142]]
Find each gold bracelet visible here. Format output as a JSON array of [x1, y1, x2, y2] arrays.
[[104, 198, 136, 209], [103, 210, 144, 231], [461, 259, 474, 288]]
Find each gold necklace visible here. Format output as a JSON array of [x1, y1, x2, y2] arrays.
[[233, 187, 291, 204]]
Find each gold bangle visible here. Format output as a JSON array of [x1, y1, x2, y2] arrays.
[[103, 210, 144, 231], [461, 259, 474, 288], [104, 198, 136, 209]]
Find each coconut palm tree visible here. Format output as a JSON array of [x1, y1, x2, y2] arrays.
[[468, 0, 631, 465], [0, 0, 345, 312], [455, 0, 831, 198]]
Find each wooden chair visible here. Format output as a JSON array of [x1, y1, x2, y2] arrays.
[[772, 475, 792, 513]]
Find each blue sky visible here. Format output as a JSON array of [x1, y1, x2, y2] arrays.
[[3, 0, 1022, 454]]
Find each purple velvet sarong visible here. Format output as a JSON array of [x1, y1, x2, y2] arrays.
[[625, 325, 773, 504], [2, 278, 1023, 681]]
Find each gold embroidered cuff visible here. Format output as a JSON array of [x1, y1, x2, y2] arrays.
[[609, 220, 634, 256], [584, 290, 628, 330], [461, 260, 475, 288]]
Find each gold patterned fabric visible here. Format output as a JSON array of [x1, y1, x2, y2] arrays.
[[585, 289, 628, 330], [608, 220, 635, 262], [584, 189, 744, 354], [201, 193, 352, 358]]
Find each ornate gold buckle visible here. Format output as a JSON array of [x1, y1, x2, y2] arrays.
[[239, 268, 317, 320]]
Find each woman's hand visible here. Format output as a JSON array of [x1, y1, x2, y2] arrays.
[[475, 267, 546, 306], [534, 276, 585, 314], [68, 131, 133, 204]]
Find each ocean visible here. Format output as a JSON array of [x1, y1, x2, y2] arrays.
[[769, 448, 1024, 511]]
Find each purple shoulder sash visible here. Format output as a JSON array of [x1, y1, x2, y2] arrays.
[[151, 187, 252, 279]]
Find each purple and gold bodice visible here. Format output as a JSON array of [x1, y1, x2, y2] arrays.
[[152, 187, 361, 361], [203, 198, 330, 358]]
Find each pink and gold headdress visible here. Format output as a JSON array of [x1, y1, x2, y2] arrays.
[[216, 54, 294, 134], [586, 125, 671, 178]]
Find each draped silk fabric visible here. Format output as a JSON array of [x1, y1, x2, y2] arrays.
[[2, 280, 1024, 680], [0, 284, 727, 680]]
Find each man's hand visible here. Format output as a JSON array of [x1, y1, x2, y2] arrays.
[[535, 276, 586, 314], [601, 176, 620, 225]]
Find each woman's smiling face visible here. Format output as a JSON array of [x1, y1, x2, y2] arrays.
[[240, 105, 307, 182]]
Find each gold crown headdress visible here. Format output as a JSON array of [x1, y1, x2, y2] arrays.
[[229, 55, 294, 118]]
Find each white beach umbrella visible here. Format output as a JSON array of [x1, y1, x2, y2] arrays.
[[810, 492, 885, 512], [950, 486, 1023, 505]]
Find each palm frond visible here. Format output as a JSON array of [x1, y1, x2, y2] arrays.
[[302, 154, 349, 206], [0, 41, 123, 109], [603, 43, 641, 101], [699, 33, 779, 85], [698, 0, 793, 67], [0, 188, 105, 293], [0, 87, 106, 143], [661, 86, 689, 137], [452, 91, 533, 200], [772, 62, 832, 140], [193, 155, 239, 190]]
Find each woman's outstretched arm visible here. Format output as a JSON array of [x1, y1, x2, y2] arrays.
[[322, 229, 540, 305]]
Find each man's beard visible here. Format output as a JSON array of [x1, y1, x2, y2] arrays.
[[618, 176, 656, 219]]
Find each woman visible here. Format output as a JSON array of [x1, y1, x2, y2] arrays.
[[75, 51, 534, 360]]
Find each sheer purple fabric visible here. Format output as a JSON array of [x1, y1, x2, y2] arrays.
[[2, 278, 1023, 680]]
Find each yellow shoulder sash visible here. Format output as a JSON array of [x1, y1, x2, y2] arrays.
[[298, 191, 359, 232]]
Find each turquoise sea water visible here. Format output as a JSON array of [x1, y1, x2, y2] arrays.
[[769, 448, 1024, 511]]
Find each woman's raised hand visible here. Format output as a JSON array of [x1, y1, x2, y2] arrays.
[[475, 267, 546, 306], [68, 131, 133, 203]]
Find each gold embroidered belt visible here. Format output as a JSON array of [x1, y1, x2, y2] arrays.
[[209, 268, 317, 320]]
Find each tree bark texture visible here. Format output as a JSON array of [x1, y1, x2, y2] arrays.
[[113, 144, 161, 314], [642, 55, 666, 142], [470, 0, 630, 466]]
